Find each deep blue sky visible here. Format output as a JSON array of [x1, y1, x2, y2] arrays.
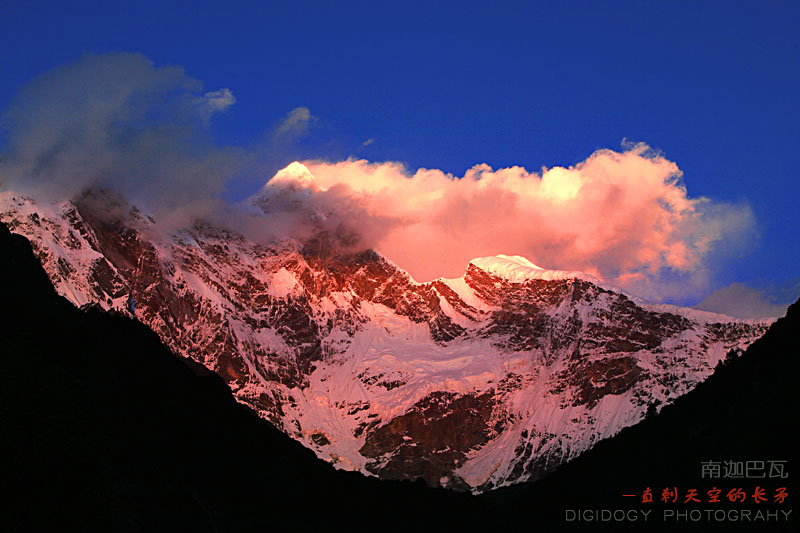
[[1, 0, 798, 299]]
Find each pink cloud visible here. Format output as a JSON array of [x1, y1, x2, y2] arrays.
[[263, 144, 754, 301]]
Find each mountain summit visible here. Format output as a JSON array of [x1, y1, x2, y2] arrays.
[[264, 161, 318, 191], [469, 254, 606, 285]]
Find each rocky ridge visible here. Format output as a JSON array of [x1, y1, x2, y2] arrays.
[[0, 184, 771, 492]]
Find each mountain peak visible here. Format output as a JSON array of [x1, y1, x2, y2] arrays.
[[470, 254, 544, 275], [268, 161, 318, 191], [468, 254, 600, 284], [247, 162, 319, 213]]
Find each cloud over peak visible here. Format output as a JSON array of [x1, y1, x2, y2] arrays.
[[296, 146, 755, 301]]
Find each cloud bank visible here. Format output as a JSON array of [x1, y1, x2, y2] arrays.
[[0, 52, 758, 303], [295, 149, 755, 301]]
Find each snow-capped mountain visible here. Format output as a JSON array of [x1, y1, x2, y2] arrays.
[[0, 167, 771, 493]]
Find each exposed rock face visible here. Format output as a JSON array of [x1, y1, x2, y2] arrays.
[[0, 190, 772, 492], [360, 390, 505, 488]]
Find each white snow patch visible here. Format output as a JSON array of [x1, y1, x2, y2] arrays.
[[266, 161, 319, 191], [470, 254, 604, 285], [267, 267, 300, 299]]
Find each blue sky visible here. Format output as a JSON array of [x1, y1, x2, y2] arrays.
[[1, 1, 798, 309]]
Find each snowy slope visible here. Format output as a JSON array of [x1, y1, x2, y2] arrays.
[[0, 183, 773, 493]]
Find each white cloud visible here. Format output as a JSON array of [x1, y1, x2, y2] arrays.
[[275, 106, 316, 137], [196, 88, 236, 122]]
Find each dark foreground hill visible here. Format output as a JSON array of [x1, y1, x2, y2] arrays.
[[1, 221, 795, 532]]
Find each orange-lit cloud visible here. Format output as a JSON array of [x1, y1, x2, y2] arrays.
[[293, 145, 755, 301]]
